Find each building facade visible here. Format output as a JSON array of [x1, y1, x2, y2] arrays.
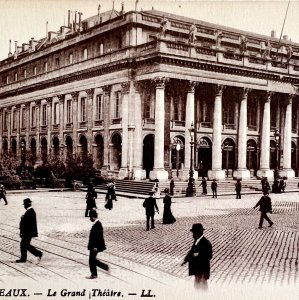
[[1, 8, 299, 181]]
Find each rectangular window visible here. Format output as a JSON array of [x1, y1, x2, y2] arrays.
[[12, 110, 17, 130], [201, 102, 211, 123], [14, 73, 18, 82], [223, 103, 234, 125], [55, 57, 60, 69], [248, 103, 257, 127], [23, 69, 27, 78], [144, 95, 151, 119], [66, 99, 72, 123], [54, 102, 59, 124], [21, 107, 26, 129], [96, 95, 103, 120], [81, 97, 86, 122], [69, 53, 73, 64], [292, 110, 297, 132], [83, 48, 88, 60], [115, 92, 120, 118], [42, 104, 47, 125], [31, 106, 36, 127], [3, 112, 8, 131]]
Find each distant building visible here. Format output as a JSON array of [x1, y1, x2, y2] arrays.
[[0, 6, 298, 181]]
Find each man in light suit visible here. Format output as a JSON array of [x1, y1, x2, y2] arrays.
[[182, 223, 213, 290], [86, 209, 109, 279], [16, 198, 43, 263]]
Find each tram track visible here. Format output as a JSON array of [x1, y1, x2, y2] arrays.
[[0, 223, 177, 286]]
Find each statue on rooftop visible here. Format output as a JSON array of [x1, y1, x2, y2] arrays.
[[159, 16, 170, 37], [240, 35, 247, 54], [189, 24, 197, 44], [215, 31, 223, 48]]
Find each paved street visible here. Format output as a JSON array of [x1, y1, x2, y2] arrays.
[[0, 190, 298, 300]]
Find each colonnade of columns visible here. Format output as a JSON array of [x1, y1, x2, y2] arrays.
[[0, 78, 296, 181]]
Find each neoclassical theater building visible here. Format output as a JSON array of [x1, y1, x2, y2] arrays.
[[1, 6, 299, 181]]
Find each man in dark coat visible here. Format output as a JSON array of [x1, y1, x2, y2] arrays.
[[253, 192, 274, 228], [0, 184, 7, 205], [211, 179, 217, 198], [87, 209, 109, 279], [143, 191, 159, 231], [16, 198, 43, 263], [182, 223, 213, 290], [169, 178, 175, 196], [199, 177, 207, 195], [235, 179, 242, 199]]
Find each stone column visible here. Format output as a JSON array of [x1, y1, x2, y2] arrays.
[[102, 85, 112, 175], [86, 88, 94, 154], [0, 108, 3, 156], [234, 88, 251, 179], [280, 94, 295, 178], [57, 95, 65, 161], [46, 97, 52, 156], [257, 92, 273, 179], [35, 100, 41, 165], [119, 82, 130, 179], [132, 82, 146, 180], [149, 77, 169, 181], [208, 85, 226, 180], [16, 105, 20, 159], [71, 92, 79, 158], [183, 81, 198, 180], [7, 109, 11, 153]]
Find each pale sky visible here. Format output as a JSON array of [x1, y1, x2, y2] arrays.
[[0, 0, 298, 61]]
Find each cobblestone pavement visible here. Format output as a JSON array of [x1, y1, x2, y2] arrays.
[[0, 191, 298, 300]]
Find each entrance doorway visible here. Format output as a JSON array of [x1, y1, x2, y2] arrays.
[[197, 137, 212, 177], [143, 134, 154, 179], [222, 138, 236, 178], [247, 139, 257, 177]]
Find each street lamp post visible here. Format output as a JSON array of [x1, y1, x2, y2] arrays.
[[274, 129, 280, 179], [186, 122, 196, 197], [176, 143, 181, 178]]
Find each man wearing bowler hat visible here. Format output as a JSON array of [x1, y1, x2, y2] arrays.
[[182, 223, 213, 290], [16, 198, 43, 263]]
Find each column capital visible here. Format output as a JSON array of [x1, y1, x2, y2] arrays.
[[264, 91, 274, 102], [85, 88, 95, 98], [57, 94, 65, 103], [70, 91, 79, 100], [102, 85, 112, 95], [187, 81, 198, 93], [153, 77, 168, 89], [121, 81, 130, 94], [286, 94, 294, 105], [241, 87, 251, 99], [45, 97, 52, 104], [214, 84, 224, 97]]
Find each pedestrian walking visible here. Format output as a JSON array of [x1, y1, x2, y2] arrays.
[[162, 188, 176, 224], [199, 177, 207, 195], [279, 177, 286, 193], [0, 184, 8, 205], [85, 183, 97, 217], [16, 198, 43, 263], [235, 179, 242, 199], [211, 179, 217, 198], [153, 182, 161, 199], [143, 191, 159, 231], [253, 192, 273, 228], [86, 209, 109, 279], [104, 182, 117, 210], [169, 177, 175, 196], [261, 177, 270, 194], [181, 223, 213, 290]]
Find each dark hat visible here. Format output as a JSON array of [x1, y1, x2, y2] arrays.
[[89, 209, 98, 218], [23, 198, 32, 205], [149, 191, 155, 195], [164, 188, 170, 194], [190, 223, 205, 232]]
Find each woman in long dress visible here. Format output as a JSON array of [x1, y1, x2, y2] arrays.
[[105, 182, 116, 210], [163, 188, 176, 224]]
